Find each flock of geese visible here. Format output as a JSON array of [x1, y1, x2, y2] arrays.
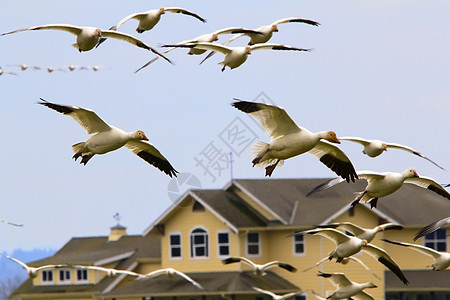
[[1, 5, 450, 300], [0, 64, 106, 75]]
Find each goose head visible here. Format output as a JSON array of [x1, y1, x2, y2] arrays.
[[320, 131, 340, 144], [134, 130, 149, 141], [365, 282, 377, 288], [166, 268, 176, 278], [159, 8, 166, 15], [245, 46, 252, 55], [212, 33, 219, 42], [95, 29, 102, 38], [403, 168, 419, 178], [382, 143, 388, 151], [271, 24, 279, 32]]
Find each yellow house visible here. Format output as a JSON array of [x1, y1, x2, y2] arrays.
[[11, 178, 450, 300]]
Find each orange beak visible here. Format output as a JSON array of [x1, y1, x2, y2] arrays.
[[332, 137, 341, 144], [142, 134, 149, 141], [413, 171, 419, 177]]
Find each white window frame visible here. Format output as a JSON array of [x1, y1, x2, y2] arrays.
[[41, 270, 54, 285], [169, 232, 182, 260], [424, 228, 447, 252], [58, 269, 71, 284], [76, 268, 89, 284], [190, 227, 209, 259], [293, 232, 305, 256], [246, 232, 261, 257], [217, 230, 230, 258]]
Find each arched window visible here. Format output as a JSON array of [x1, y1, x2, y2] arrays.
[[190, 228, 209, 258]]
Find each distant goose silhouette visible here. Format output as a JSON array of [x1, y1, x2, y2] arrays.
[[222, 257, 297, 275]]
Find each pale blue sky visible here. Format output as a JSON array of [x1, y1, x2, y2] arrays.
[[1, 1, 449, 253]]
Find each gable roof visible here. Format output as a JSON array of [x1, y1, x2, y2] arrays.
[[29, 233, 160, 267], [106, 270, 300, 298]]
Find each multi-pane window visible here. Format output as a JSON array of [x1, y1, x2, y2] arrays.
[[76, 269, 88, 282], [218, 232, 230, 257], [59, 269, 71, 283], [169, 233, 182, 258], [294, 233, 305, 255], [42, 270, 53, 283], [425, 228, 447, 251], [190, 228, 209, 258], [294, 295, 306, 300], [247, 232, 260, 255]]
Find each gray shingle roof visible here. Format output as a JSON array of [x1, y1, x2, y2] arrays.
[[106, 271, 300, 297], [385, 269, 450, 290]]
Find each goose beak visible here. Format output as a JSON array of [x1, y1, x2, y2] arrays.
[[413, 171, 419, 177], [332, 137, 341, 144], [142, 134, 149, 141]]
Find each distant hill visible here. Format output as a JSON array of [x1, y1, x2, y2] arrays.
[[0, 248, 56, 300]]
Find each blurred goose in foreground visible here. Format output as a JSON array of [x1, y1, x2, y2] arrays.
[[0, 253, 67, 278], [231, 100, 358, 181], [201, 17, 319, 64], [382, 239, 450, 271], [303, 256, 381, 280], [253, 287, 303, 300], [74, 265, 141, 277], [299, 228, 408, 285], [339, 136, 444, 170], [318, 222, 404, 243], [96, 7, 206, 47], [1, 24, 171, 63], [135, 268, 203, 289], [414, 216, 450, 241], [317, 271, 377, 300], [38, 99, 178, 177], [135, 27, 263, 72], [0, 218, 23, 227], [222, 257, 297, 276], [163, 42, 310, 71], [307, 169, 450, 208]]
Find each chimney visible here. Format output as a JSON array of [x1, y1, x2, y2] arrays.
[[108, 213, 127, 241], [108, 224, 127, 241]]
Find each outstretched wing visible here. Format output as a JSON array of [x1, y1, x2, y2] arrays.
[[302, 228, 351, 245], [305, 177, 345, 197], [250, 43, 311, 52], [1, 24, 82, 37], [362, 244, 409, 285], [38, 98, 111, 134], [231, 99, 300, 140], [414, 216, 450, 241], [381, 239, 442, 259], [404, 176, 450, 201], [339, 136, 372, 146], [309, 141, 358, 182], [317, 271, 352, 288], [271, 17, 320, 26], [125, 140, 178, 177], [163, 7, 207, 23], [386, 142, 445, 170]]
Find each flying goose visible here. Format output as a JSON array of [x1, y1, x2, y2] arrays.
[[222, 257, 297, 276], [382, 239, 450, 270], [74, 265, 141, 277], [414, 216, 450, 241], [96, 7, 206, 47], [135, 268, 203, 289], [0, 253, 68, 278], [318, 222, 404, 243], [163, 42, 310, 71], [135, 27, 263, 72], [339, 136, 445, 170], [0, 218, 23, 227], [1, 24, 171, 63], [298, 228, 409, 285], [307, 169, 450, 208], [253, 287, 303, 300], [201, 17, 320, 64], [0, 68, 17, 76], [317, 271, 376, 300], [231, 100, 358, 181], [303, 256, 381, 280], [38, 99, 178, 177], [8, 64, 40, 71]]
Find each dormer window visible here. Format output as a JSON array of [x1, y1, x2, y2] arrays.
[[59, 269, 71, 284], [190, 228, 209, 258], [42, 270, 53, 284], [76, 269, 88, 283]]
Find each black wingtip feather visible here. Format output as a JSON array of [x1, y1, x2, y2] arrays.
[[278, 262, 297, 273], [378, 256, 409, 285], [222, 257, 241, 265], [427, 185, 450, 200], [38, 98, 74, 114], [319, 154, 358, 183], [136, 151, 178, 177], [231, 99, 260, 113]]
